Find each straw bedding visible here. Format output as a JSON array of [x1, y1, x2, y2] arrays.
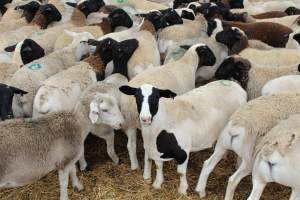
[[0, 132, 290, 200]]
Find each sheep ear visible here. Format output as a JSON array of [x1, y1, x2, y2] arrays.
[[89, 101, 99, 124], [87, 39, 101, 46], [119, 85, 137, 96], [180, 45, 191, 50], [9, 86, 28, 96], [66, 2, 77, 7], [158, 89, 177, 99], [4, 43, 17, 52]]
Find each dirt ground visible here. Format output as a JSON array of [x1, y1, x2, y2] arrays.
[[0, 132, 290, 200]]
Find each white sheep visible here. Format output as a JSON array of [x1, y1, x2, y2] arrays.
[[103, 0, 168, 12], [120, 80, 247, 194], [0, 91, 124, 200], [215, 55, 300, 100], [196, 93, 300, 200], [8, 31, 94, 118], [118, 43, 217, 170], [262, 75, 300, 96], [76, 73, 128, 170], [247, 114, 300, 200]]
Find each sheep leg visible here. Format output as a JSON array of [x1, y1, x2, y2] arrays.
[[70, 164, 84, 191], [195, 144, 227, 198], [78, 150, 87, 171], [103, 133, 119, 165], [125, 128, 139, 170], [224, 158, 251, 200], [290, 188, 300, 200], [58, 166, 72, 200], [143, 151, 152, 183], [247, 177, 266, 200], [153, 160, 164, 189], [177, 157, 189, 195]]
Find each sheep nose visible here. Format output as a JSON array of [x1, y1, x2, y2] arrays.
[[141, 117, 151, 125]]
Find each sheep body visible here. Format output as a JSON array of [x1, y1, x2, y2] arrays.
[[255, 15, 300, 31], [262, 75, 300, 96], [104, 0, 168, 12], [196, 93, 300, 200]]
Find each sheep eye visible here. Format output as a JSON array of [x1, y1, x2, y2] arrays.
[[102, 109, 108, 113]]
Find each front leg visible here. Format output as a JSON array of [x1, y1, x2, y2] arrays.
[[125, 128, 139, 170], [153, 160, 164, 189], [177, 154, 189, 195], [143, 151, 152, 183]]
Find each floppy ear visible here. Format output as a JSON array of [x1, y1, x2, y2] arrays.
[[4, 43, 17, 52], [66, 2, 77, 7], [124, 39, 139, 55], [158, 89, 177, 99], [119, 85, 137, 96], [9, 86, 28, 96], [180, 45, 191, 50], [87, 39, 101, 46]]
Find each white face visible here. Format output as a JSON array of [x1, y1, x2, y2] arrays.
[[89, 94, 124, 129], [139, 84, 154, 126]]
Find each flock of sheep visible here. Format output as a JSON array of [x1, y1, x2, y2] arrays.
[[0, 0, 300, 199]]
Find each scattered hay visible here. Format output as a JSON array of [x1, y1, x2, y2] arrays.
[[0, 132, 290, 200]]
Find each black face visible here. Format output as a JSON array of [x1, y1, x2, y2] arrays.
[[181, 10, 195, 20], [215, 28, 243, 49], [215, 56, 250, 88], [229, 0, 244, 9], [293, 33, 300, 45], [108, 9, 133, 30], [88, 37, 117, 65], [0, 84, 27, 121], [67, 0, 105, 17], [156, 130, 187, 164], [136, 11, 162, 31], [206, 19, 217, 37], [15, 1, 41, 22], [38, 4, 62, 29], [199, 3, 218, 20], [112, 39, 139, 78], [4, 39, 45, 65], [162, 9, 183, 26], [119, 85, 176, 120], [196, 45, 216, 67], [0, 0, 12, 15], [285, 6, 300, 15]]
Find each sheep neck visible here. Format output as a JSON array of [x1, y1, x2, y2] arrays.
[[139, 19, 156, 36], [70, 8, 86, 27], [82, 55, 105, 81], [178, 49, 199, 73], [98, 18, 113, 34], [112, 59, 128, 79]]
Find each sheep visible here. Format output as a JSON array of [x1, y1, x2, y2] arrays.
[[215, 55, 300, 100], [158, 14, 207, 54], [242, 0, 300, 15], [32, 38, 135, 118], [103, 0, 168, 12], [108, 20, 160, 80], [120, 80, 247, 194], [0, 3, 62, 50], [118, 43, 217, 170], [0, 1, 42, 33], [253, 15, 300, 31], [247, 114, 300, 200], [8, 31, 94, 118], [0, 92, 124, 200], [196, 93, 300, 200], [0, 38, 45, 83], [0, 83, 27, 121], [222, 20, 293, 48], [286, 31, 300, 49], [239, 48, 300, 67], [76, 73, 128, 170], [261, 75, 300, 96], [53, 8, 133, 51]]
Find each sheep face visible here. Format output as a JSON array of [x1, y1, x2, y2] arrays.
[[33, 4, 62, 29], [0, 0, 12, 14], [119, 84, 176, 126], [88, 38, 117, 64], [89, 93, 124, 129], [180, 9, 195, 20], [0, 84, 27, 121], [136, 11, 163, 31], [215, 56, 251, 89], [215, 27, 243, 49], [173, 0, 197, 9], [161, 9, 183, 27], [111, 39, 139, 78], [15, 1, 41, 22], [5, 39, 45, 65], [108, 9, 133, 31], [66, 0, 105, 17], [195, 45, 216, 67], [285, 7, 300, 15]]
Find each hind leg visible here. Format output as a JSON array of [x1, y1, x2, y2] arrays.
[[125, 128, 139, 170], [78, 149, 87, 171], [247, 177, 267, 200], [58, 165, 72, 200], [70, 164, 84, 191]]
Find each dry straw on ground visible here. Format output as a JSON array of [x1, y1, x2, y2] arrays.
[[0, 132, 290, 200]]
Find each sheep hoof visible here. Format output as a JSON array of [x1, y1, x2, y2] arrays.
[[144, 178, 152, 184], [112, 157, 119, 165], [74, 182, 84, 192], [152, 181, 162, 190], [79, 163, 87, 171], [178, 187, 187, 195], [198, 190, 206, 198], [130, 164, 140, 171]]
